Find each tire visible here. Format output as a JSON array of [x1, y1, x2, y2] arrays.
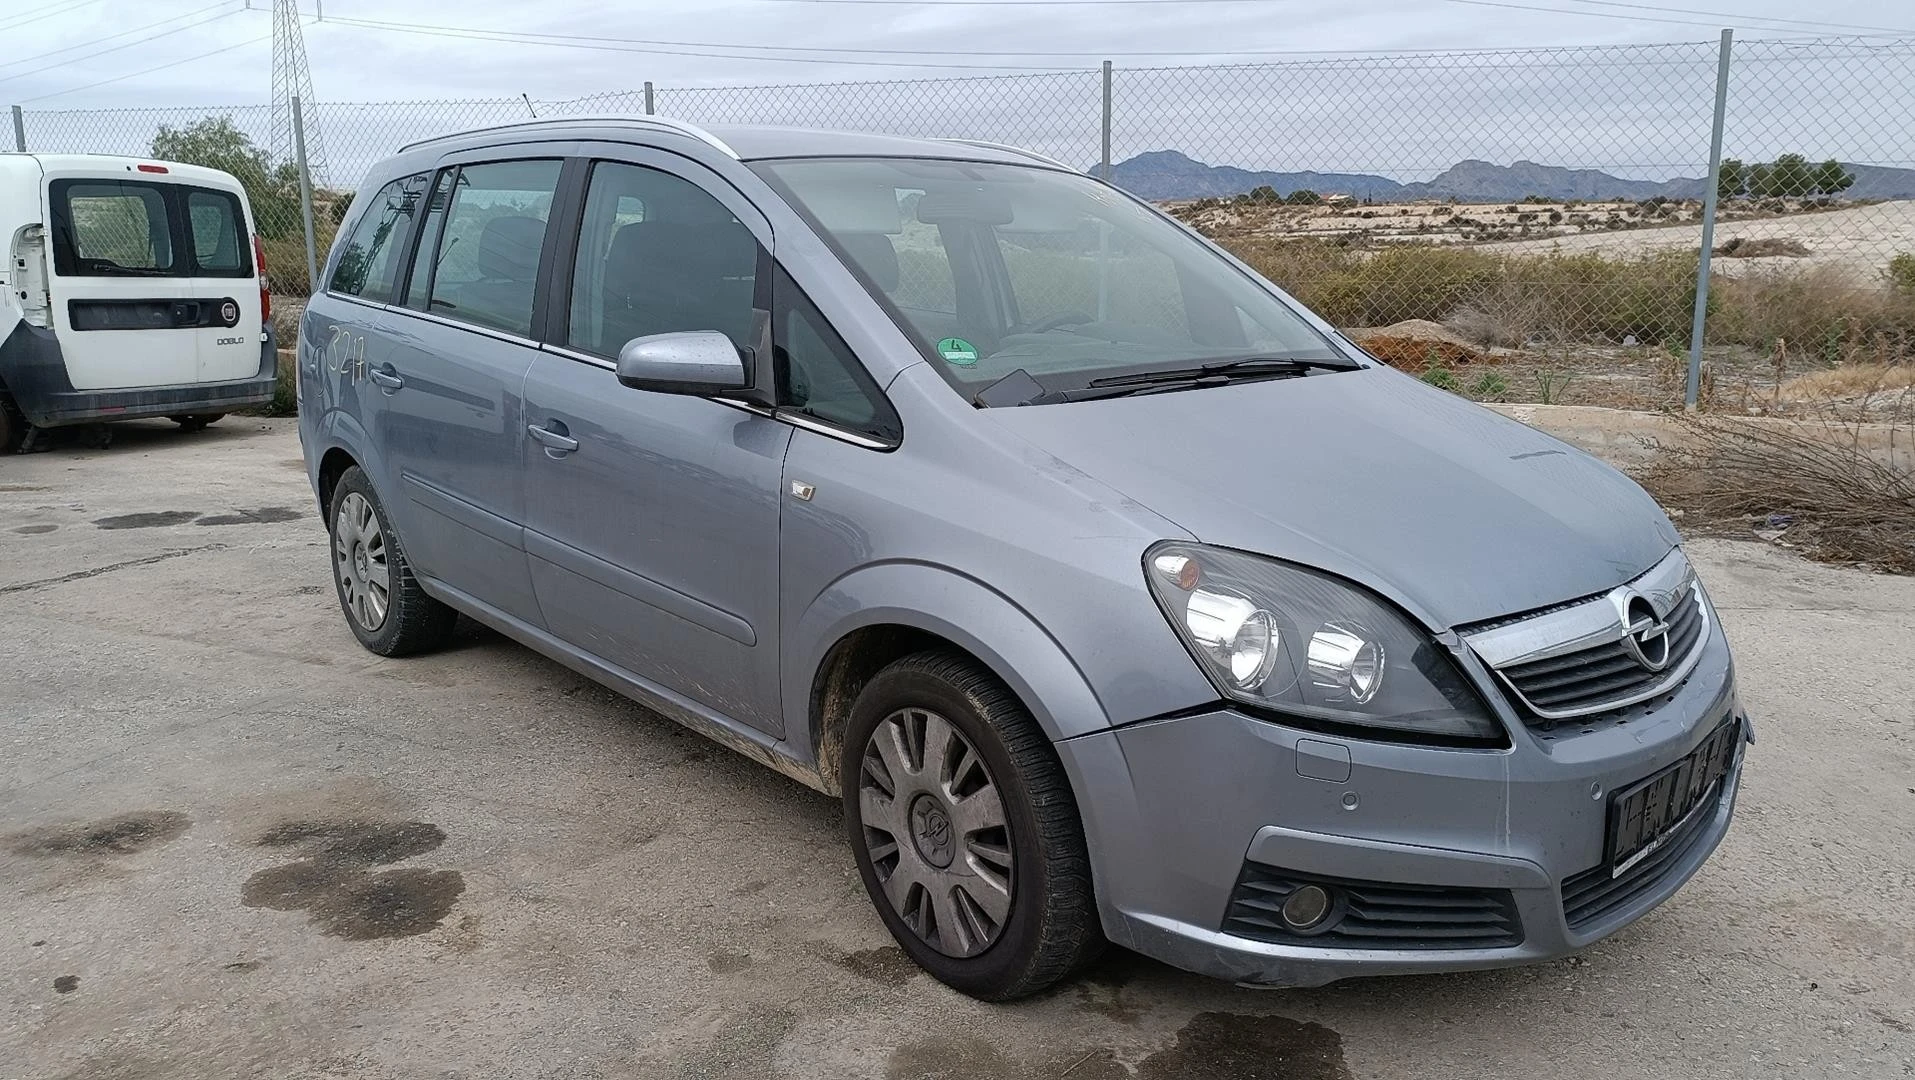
[[327, 466, 457, 657], [0, 393, 23, 455], [172, 414, 225, 432], [842, 649, 1103, 1000]]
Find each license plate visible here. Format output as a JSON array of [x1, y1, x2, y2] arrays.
[[1607, 719, 1740, 878]]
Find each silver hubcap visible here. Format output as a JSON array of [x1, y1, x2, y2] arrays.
[[859, 707, 1014, 958], [332, 492, 391, 632]]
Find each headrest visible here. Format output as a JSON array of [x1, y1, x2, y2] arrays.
[[835, 233, 899, 293], [606, 220, 758, 283], [476, 216, 545, 281]]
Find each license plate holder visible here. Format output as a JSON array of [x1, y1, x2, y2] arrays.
[[1606, 718, 1740, 879]]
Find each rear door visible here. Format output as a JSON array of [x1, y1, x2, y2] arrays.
[[44, 168, 260, 391], [179, 184, 262, 383]]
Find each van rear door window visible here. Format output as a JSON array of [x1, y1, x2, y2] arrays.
[[54, 181, 175, 276]]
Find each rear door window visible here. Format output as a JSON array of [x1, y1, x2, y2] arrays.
[[185, 189, 249, 276], [52, 180, 175, 276], [425, 160, 563, 337]]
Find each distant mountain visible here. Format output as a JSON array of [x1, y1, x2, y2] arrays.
[[1107, 150, 1915, 202]]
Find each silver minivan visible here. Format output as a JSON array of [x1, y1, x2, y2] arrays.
[[298, 118, 1749, 1000]]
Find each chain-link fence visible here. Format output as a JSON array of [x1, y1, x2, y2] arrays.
[[13, 35, 1914, 410]]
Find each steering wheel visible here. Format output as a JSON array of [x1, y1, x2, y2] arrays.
[[1012, 312, 1094, 335]]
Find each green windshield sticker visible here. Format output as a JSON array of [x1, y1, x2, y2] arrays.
[[937, 337, 979, 366]]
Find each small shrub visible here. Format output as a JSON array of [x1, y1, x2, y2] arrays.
[[1715, 236, 1811, 258], [1421, 359, 1460, 391], [1534, 369, 1575, 405], [1469, 371, 1509, 400], [1889, 253, 1915, 293]]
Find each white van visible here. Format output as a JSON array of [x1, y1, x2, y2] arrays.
[[1, 153, 277, 452]]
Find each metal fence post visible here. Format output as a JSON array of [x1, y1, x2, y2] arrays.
[[1686, 28, 1733, 410], [10, 106, 24, 153], [1100, 60, 1113, 181], [644, 82, 655, 115], [291, 95, 320, 298]]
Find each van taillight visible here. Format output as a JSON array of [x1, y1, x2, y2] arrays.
[[136, 163, 170, 173], [254, 235, 271, 325]]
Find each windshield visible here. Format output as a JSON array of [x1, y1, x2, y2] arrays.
[[752, 157, 1352, 403]]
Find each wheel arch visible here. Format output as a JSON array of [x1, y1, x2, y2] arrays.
[[790, 562, 1113, 797]]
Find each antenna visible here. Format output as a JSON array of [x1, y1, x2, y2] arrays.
[[271, 0, 330, 189]]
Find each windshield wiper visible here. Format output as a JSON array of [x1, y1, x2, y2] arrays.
[[79, 258, 169, 277], [1086, 353, 1360, 389]]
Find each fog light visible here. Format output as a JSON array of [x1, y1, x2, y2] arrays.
[[1281, 884, 1333, 931]]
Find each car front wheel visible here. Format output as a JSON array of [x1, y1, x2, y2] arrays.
[[842, 649, 1103, 1000]]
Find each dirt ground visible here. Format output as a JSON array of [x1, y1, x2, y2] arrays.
[[3, 419, 1913, 1079]]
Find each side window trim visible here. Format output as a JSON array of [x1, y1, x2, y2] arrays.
[[389, 167, 449, 309]]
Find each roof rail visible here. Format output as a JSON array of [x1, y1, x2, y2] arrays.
[[937, 139, 1076, 172], [399, 115, 737, 158]]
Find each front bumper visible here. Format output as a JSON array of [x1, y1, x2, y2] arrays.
[[1056, 621, 1747, 988]]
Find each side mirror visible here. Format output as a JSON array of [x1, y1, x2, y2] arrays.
[[615, 331, 749, 395]]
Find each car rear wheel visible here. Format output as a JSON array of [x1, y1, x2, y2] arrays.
[[842, 649, 1103, 1000], [327, 466, 457, 656]]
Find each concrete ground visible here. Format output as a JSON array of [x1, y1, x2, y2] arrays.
[[2, 418, 1912, 1080]]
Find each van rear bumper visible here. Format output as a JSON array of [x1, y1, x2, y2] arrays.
[[1, 321, 278, 427]]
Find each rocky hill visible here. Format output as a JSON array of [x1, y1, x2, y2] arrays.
[[1106, 150, 1915, 203]]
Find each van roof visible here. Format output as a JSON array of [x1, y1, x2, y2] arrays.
[[0, 152, 249, 193]]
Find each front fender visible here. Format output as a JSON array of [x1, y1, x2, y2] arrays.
[[785, 560, 1116, 761]]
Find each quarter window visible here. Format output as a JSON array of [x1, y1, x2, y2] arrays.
[[565, 160, 760, 358], [775, 268, 900, 444], [425, 160, 562, 337], [329, 173, 430, 303]]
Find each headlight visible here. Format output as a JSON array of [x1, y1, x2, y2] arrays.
[[1146, 544, 1502, 742]]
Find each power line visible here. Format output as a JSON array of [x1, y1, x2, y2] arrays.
[[0, 1, 235, 74], [1527, 0, 1913, 37], [19, 31, 272, 104], [0, 8, 247, 87], [0, 0, 102, 33], [320, 16, 1090, 69], [1444, 0, 1910, 36]]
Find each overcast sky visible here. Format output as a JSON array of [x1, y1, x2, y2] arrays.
[[6, 0, 1911, 182]]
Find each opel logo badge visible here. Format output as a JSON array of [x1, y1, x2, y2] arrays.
[[1617, 592, 1673, 672], [219, 300, 239, 325]]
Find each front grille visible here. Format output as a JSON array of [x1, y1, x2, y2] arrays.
[[1224, 864, 1523, 950], [1499, 587, 1707, 719], [1561, 778, 1726, 933]]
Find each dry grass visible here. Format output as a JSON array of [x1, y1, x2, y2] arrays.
[[1643, 407, 1915, 573], [1777, 363, 1915, 401]]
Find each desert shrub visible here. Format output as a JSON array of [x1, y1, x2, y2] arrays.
[[1643, 412, 1915, 572], [1708, 264, 1915, 359], [1225, 240, 1697, 343], [1714, 236, 1811, 258], [1469, 371, 1510, 400], [1889, 253, 1915, 293], [1421, 360, 1460, 391]]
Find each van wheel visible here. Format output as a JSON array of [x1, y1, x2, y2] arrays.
[[171, 414, 224, 432], [0, 394, 26, 454], [327, 466, 457, 656], [842, 649, 1103, 1000]]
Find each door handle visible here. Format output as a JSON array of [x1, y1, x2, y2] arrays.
[[526, 423, 580, 454], [369, 367, 405, 390]]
